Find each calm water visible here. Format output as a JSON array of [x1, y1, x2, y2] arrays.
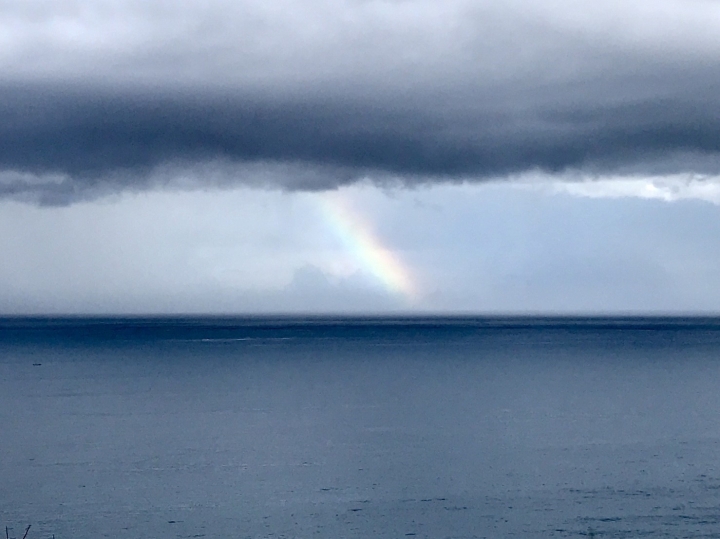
[[3, 317, 720, 538]]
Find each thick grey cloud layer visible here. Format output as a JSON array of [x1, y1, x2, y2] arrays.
[[2, 0, 720, 201]]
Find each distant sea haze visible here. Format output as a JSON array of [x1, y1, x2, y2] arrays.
[[3, 316, 720, 538]]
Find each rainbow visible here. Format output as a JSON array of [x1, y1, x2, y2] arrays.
[[318, 193, 417, 299]]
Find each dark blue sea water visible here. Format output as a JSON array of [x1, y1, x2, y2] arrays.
[[3, 317, 720, 538]]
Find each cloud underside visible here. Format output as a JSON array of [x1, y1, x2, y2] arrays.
[[2, 83, 719, 204], [2, 0, 720, 203]]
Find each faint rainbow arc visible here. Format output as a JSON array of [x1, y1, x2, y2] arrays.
[[318, 195, 417, 299]]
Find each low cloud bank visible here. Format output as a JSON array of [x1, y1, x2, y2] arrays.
[[2, 0, 720, 203]]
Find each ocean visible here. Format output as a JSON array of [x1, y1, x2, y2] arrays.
[[2, 317, 720, 538]]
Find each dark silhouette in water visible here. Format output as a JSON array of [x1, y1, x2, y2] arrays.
[[4, 525, 30, 539]]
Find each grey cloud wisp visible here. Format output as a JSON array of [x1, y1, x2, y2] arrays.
[[2, 0, 720, 202]]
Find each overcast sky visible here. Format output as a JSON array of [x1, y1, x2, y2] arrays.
[[2, 0, 720, 314]]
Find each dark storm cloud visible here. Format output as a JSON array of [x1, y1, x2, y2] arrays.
[[2, 0, 720, 202]]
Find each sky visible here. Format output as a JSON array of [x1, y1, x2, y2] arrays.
[[1, 0, 720, 314]]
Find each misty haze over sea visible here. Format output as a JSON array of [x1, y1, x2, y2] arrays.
[[3, 317, 720, 538]]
